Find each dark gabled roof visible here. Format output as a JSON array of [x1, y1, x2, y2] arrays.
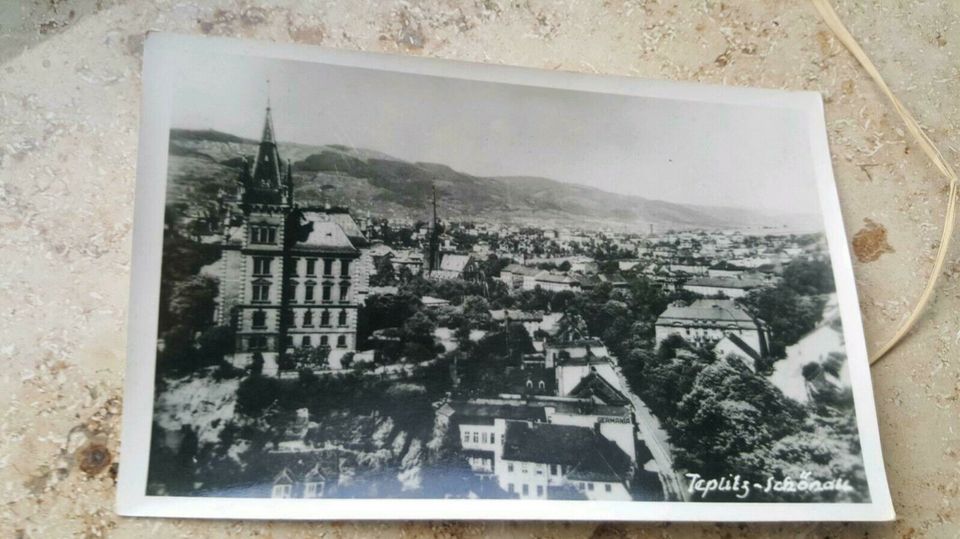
[[568, 371, 631, 406], [501, 421, 632, 483]]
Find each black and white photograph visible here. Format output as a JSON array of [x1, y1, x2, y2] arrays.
[[117, 34, 892, 521]]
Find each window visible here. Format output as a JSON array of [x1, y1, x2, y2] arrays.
[[482, 433, 488, 444], [285, 336, 293, 348], [320, 310, 330, 326], [338, 310, 347, 327], [304, 482, 318, 498], [320, 335, 329, 346], [339, 284, 350, 302], [271, 484, 291, 498], [340, 259, 351, 276], [337, 335, 346, 348], [322, 285, 332, 302], [303, 310, 313, 327], [522, 484, 529, 496], [302, 336, 312, 347], [252, 311, 267, 329], [605, 484, 612, 493], [304, 284, 315, 303], [536, 465, 543, 475], [463, 431, 470, 443], [550, 464, 559, 476], [286, 284, 297, 303], [538, 380, 546, 390], [323, 259, 334, 276], [507, 463, 514, 473], [251, 226, 277, 244], [252, 283, 270, 303], [473, 432, 479, 443], [289, 258, 299, 275], [521, 463, 528, 474], [253, 257, 271, 275], [536, 485, 544, 497], [306, 259, 316, 276], [249, 336, 267, 350], [587, 483, 594, 491]]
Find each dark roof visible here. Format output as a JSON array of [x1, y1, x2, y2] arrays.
[[568, 371, 631, 406], [656, 299, 759, 331], [449, 401, 546, 426], [719, 333, 762, 361], [502, 421, 632, 483]]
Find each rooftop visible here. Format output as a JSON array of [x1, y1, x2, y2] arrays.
[[501, 421, 632, 483]]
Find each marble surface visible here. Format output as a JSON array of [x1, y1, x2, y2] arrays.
[[1, 0, 958, 537]]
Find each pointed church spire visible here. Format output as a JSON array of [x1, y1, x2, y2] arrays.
[[262, 79, 276, 144]]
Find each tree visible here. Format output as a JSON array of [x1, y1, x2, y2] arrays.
[[782, 258, 835, 296], [197, 325, 235, 363], [461, 296, 492, 330], [168, 275, 219, 332], [371, 256, 397, 286], [402, 311, 439, 362]]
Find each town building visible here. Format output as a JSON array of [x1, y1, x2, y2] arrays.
[[654, 299, 770, 358], [213, 104, 371, 367], [682, 275, 767, 298]]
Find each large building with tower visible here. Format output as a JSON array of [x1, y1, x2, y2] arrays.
[[213, 104, 372, 367]]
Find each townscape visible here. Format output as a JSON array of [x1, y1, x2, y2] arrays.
[[148, 106, 868, 503]]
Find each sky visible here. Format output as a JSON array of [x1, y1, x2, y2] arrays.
[[170, 52, 821, 214]]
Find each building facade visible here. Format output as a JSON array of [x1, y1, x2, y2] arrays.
[[215, 105, 371, 366]]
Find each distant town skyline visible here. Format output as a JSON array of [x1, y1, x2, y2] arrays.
[[171, 52, 822, 216]]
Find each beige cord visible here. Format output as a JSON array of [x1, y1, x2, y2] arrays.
[[810, 0, 959, 365]]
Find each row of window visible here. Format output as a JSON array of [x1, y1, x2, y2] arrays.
[[507, 483, 543, 497], [505, 462, 561, 476], [250, 225, 277, 245], [252, 257, 352, 278], [250, 283, 351, 304], [462, 430, 502, 446], [251, 308, 350, 329], [247, 334, 349, 350], [286, 334, 347, 349], [505, 480, 613, 498], [270, 482, 324, 498]]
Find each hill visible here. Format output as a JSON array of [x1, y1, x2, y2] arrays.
[[166, 129, 819, 232]]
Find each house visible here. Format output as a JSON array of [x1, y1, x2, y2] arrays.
[[430, 253, 479, 280], [266, 448, 340, 499], [214, 104, 371, 370], [682, 275, 767, 299], [707, 261, 749, 278], [499, 264, 541, 290], [421, 296, 451, 309], [543, 337, 609, 368], [654, 299, 770, 357], [533, 271, 582, 292], [579, 273, 629, 290], [489, 309, 546, 336], [554, 356, 622, 397], [390, 251, 424, 275], [495, 420, 633, 500]]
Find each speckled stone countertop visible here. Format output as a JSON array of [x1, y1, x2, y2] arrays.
[[1, 1, 958, 537]]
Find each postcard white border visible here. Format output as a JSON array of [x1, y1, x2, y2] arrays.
[[118, 32, 894, 522]]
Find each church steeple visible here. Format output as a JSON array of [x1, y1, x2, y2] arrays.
[[242, 98, 291, 206]]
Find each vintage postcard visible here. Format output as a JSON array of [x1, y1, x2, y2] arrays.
[[117, 33, 894, 521]]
